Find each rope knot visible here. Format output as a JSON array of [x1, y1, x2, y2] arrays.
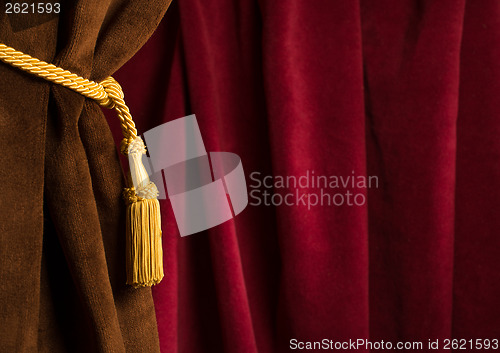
[[127, 137, 147, 155], [99, 76, 124, 109], [120, 137, 147, 155]]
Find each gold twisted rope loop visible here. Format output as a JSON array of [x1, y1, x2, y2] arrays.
[[0, 43, 137, 145]]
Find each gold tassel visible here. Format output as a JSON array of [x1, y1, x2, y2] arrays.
[[122, 137, 164, 288], [122, 137, 163, 288], [124, 193, 163, 287]]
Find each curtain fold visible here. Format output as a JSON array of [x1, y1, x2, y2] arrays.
[[454, 0, 500, 339], [0, 1, 172, 352], [110, 1, 500, 352], [0, 9, 57, 351], [362, 0, 466, 342]]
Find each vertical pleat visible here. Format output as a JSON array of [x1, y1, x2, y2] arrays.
[[361, 0, 465, 345]]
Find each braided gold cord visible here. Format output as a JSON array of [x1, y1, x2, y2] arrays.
[[0, 43, 137, 144]]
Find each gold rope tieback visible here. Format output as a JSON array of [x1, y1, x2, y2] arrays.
[[0, 43, 164, 288]]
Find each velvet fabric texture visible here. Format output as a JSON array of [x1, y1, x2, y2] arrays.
[[108, 1, 500, 352], [0, 1, 171, 352]]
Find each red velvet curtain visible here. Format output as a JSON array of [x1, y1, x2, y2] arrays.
[[108, 1, 500, 352]]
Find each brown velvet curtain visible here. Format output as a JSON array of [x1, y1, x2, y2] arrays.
[[0, 1, 172, 351]]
